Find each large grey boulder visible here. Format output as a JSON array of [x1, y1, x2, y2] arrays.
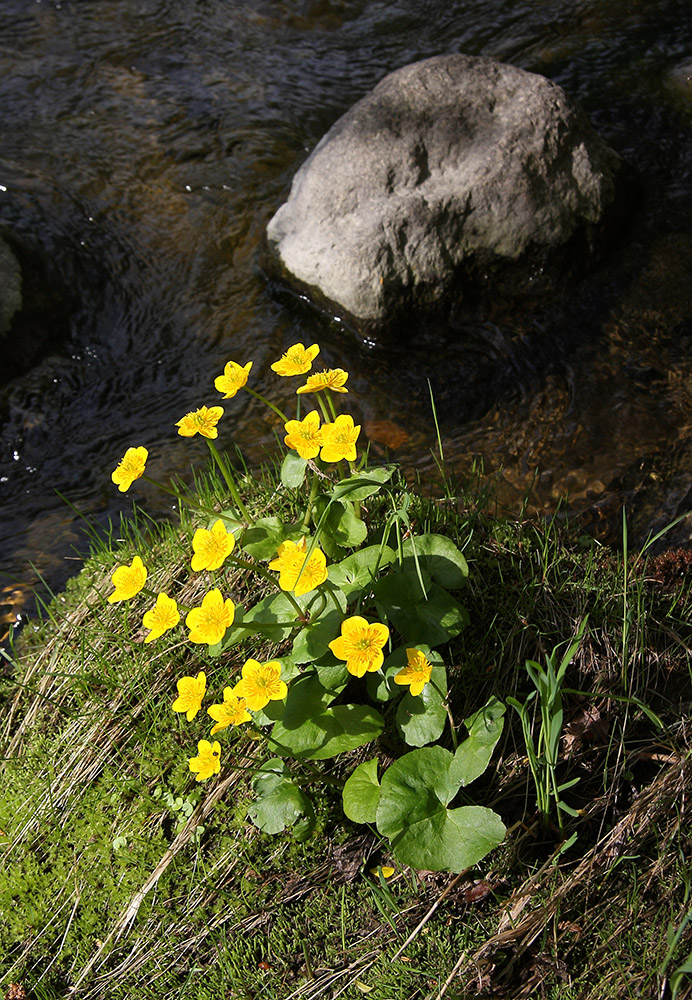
[[266, 54, 622, 328]]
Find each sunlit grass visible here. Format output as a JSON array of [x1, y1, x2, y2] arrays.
[[1, 457, 692, 999]]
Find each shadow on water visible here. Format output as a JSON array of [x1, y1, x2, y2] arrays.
[[1, 0, 692, 637]]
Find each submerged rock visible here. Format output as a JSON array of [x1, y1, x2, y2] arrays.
[[266, 54, 622, 330], [0, 236, 22, 337]]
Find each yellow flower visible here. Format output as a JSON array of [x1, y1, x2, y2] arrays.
[[268, 537, 328, 596], [296, 368, 349, 395], [214, 360, 253, 399], [394, 648, 433, 696], [111, 446, 148, 493], [142, 592, 180, 643], [107, 556, 147, 603], [320, 414, 361, 463], [329, 616, 390, 677], [370, 865, 396, 879], [207, 687, 252, 734], [233, 659, 288, 712], [185, 589, 235, 645], [191, 519, 236, 572], [284, 410, 324, 460], [172, 670, 207, 721], [271, 342, 320, 377], [189, 739, 221, 782], [176, 405, 224, 439]]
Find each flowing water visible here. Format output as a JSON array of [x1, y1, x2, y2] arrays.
[[1, 0, 692, 634]]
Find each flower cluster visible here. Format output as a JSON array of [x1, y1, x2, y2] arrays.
[[172, 659, 288, 778], [283, 411, 360, 464], [106, 337, 436, 792]]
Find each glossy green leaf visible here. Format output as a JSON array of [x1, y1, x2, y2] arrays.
[[291, 606, 344, 663], [448, 696, 506, 789], [342, 758, 381, 824], [402, 533, 469, 590], [271, 692, 384, 760], [314, 497, 367, 549], [376, 748, 505, 872], [396, 660, 448, 747], [329, 465, 396, 502], [247, 758, 315, 838], [330, 544, 396, 601], [280, 450, 307, 488], [374, 572, 469, 646]]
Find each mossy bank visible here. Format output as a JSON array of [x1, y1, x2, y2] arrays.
[[2, 466, 692, 1000]]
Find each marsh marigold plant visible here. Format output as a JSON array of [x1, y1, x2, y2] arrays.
[[104, 337, 507, 879]]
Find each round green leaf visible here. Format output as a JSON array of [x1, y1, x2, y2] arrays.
[[395, 660, 448, 747], [402, 534, 469, 589], [342, 758, 381, 824], [376, 748, 505, 872], [374, 573, 469, 646], [329, 465, 396, 502], [448, 696, 506, 789], [248, 759, 315, 837], [271, 703, 384, 760], [329, 544, 396, 601]]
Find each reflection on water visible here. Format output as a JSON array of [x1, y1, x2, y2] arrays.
[[1, 0, 692, 632]]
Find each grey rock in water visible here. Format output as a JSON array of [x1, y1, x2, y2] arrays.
[[266, 54, 622, 328], [0, 236, 22, 337]]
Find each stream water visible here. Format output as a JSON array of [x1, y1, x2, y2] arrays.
[[1, 0, 692, 635]]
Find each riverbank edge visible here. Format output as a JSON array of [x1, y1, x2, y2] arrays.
[[1, 466, 691, 1000]]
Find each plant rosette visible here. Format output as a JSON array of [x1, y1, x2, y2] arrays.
[[104, 341, 506, 872]]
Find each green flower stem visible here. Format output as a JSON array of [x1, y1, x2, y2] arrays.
[[325, 393, 338, 422], [141, 474, 185, 500], [244, 386, 290, 425], [302, 470, 320, 529], [315, 392, 332, 426], [205, 440, 254, 525]]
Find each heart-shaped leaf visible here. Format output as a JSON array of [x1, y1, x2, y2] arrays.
[[376, 747, 505, 872], [402, 534, 469, 590], [248, 758, 315, 839]]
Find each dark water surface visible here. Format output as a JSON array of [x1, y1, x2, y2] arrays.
[[1, 0, 692, 632]]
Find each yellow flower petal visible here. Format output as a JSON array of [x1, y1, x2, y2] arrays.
[[188, 739, 221, 781], [296, 368, 349, 395], [185, 589, 235, 645], [320, 414, 360, 463], [271, 342, 320, 377], [329, 616, 389, 677], [111, 446, 148, 492], [107, 556, 147, 603], [268, 537, 328, 596], [208, 687, 251, 734], [214, 360, 253, 399], [142, 592, 180, 643], [191, 519, 236, 572], [394, 648, 433, 697], [172, 670, 207, 721], [233, 659, 288, 712], [176, 405, 224, 439], [284, 410, 323, 460]]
